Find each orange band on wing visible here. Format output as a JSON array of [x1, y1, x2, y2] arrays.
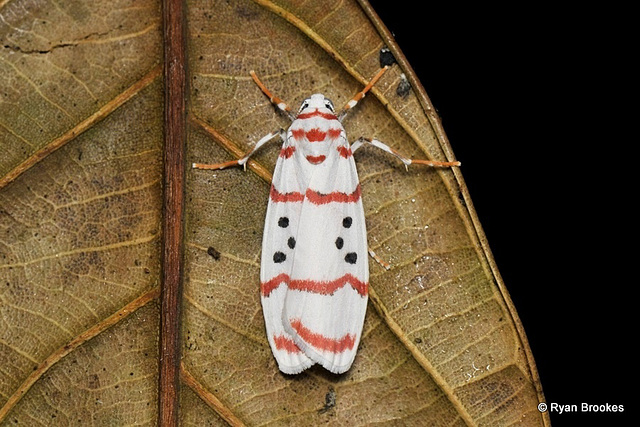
[[279, 146, 295, 158], [296, 109, 338, 120], [269, 185, 361, 204], [289, 274, 368, 296], [290, 319, 356, 353], [337, 146, 352, 158], [273, 334, 303, 353], [261, 273, 289, 296], [261, 273, 368, 297], [304, 185, 361, 204], [269, 186, 305, 203]]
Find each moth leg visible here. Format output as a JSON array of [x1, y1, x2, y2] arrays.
[[192, 129, 286, 171], [250, 70, 296, 121], [368, 247, 391, 270], [338, 66, 389, 121], [351, 137, 461, 170]]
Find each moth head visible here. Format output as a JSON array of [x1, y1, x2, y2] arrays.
[[298, 94, 335, 114]]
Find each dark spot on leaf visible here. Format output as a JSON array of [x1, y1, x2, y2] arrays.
[[379, 47, 396, 67], [318, 386, 336, 414], [458, 191, 467, 207], [207, 246, 221, 260], [396, 75, 411, 98], [235, 5, 259, 20]]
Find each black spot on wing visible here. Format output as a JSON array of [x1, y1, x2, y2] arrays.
[[273, 252, 286, 263], [345, 252, 357, 264]]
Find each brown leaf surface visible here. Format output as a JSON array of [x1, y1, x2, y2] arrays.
[[0, 0, 163, 424], [0, 0, 547, 425]]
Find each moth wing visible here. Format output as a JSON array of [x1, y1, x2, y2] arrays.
[[282, 155, 369, 374], [260, 149, 314, 374]]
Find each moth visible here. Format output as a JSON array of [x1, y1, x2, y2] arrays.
[[193, 66, 460, 374]]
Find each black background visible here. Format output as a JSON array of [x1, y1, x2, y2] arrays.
[[368, 1, 633, 425]]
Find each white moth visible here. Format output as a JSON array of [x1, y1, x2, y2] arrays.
[[193, 66, 460, 374]]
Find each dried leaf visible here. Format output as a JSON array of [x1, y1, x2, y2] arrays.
[[0, 0, 547, 425], [0, 0, 163, 424]]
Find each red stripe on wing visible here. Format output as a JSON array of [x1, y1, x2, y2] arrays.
[[337, 146, 352, 158], [297, 110, 338, 120], [305, 185, 361, 204], [280, 146, 295, 158], [270, 186, 305, 203], [290, 319, 356, 353], [261, 273, 368, 297], [291, 129, 305, 140], [273, 334, 303, 353], [261, 273, 288, 296], [289, 274, 368, 296], [291, 127, 342, 142], [306, 155, 326, 164], [306, 128, 326, 142], [269, 185, 361, 204], [327, 128, 342, 139]]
